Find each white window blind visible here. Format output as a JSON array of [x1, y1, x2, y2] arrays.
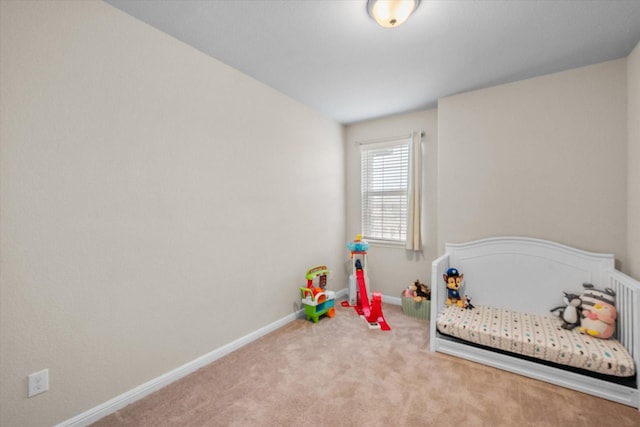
[[360, 138, 409, 243]]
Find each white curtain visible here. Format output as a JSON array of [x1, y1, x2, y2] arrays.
[[405, 131, 422, 250]]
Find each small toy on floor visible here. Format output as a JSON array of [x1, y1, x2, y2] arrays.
[[300, 265, 335, 323]]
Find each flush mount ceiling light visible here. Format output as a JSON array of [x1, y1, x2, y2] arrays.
[[367, 0, 421, 28]]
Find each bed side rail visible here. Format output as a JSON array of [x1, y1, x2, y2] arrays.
[[430, 253, 450, 352], [608, 269, 640, 363]]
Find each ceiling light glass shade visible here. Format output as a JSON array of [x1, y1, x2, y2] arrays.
[[367, 0, 421, 28]]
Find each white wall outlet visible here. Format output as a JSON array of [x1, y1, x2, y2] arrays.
[[28, 369, 49, 397]]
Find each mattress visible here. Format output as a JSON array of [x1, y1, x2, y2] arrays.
[[436, 304, 635, 377]]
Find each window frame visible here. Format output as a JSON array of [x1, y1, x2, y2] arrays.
[[359, 137, 410, 245]]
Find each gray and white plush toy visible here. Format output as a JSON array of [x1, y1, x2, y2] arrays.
[[550, 291, 582, 330]]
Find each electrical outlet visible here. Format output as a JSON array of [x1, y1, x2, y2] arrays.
[[28, 369, 49, 397]]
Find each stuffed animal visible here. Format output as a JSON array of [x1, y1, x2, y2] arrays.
[[550, 292, 582, 330], [463, 295, 474, 310], [579, 301, 617, 339], [579, 283, 617, 339], [580, 283, 615, 311], [443, 267, 464, 307], [409, 279, 431, 302]]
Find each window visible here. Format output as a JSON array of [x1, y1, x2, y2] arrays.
[[360, 138, 409, 243]]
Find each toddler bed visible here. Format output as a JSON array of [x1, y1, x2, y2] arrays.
[[430, 236, 640, 409]]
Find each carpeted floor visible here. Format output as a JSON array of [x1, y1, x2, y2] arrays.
[[92, 302, 640, 426]]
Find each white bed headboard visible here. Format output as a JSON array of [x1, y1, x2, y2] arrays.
[[443, 236, 615, 315]]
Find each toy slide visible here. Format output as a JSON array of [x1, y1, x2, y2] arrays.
[[354, 267, 390, 331]]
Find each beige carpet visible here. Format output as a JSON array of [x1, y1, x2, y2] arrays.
[[92, 302, 640, 426]]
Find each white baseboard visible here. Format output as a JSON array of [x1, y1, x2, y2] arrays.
[[57, 309, 304, 426], [335, 287, 348, 300], [382, 294, 401, 305], [337, 286, 401, 306], [56, 287, 391, 426]]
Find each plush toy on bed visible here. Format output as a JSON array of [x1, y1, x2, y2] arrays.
[[463, 295, 474, 310], [578, 283, 617, 339], [443, 267, 464, 307], [550, 292, 582, 330]]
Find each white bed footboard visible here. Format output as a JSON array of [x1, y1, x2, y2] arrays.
[[609, 270, 640, 364], [430, 236, 640, 409]]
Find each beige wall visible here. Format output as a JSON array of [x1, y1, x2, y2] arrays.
[[628, 42, 640, 278], [345, 110, 438, 297], [438, 59, 629, 268], [2, 2, 637, 426], [0, 2, 345, 426]]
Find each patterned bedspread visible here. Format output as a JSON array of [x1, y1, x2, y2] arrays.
[[436, 304, 635, 377]]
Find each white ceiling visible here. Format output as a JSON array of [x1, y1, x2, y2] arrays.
[[105, 0, 640, 124]]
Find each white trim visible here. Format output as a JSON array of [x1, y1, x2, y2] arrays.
[[382, 294, 401, 305], [356, 133, 411, 146], [334, 287, 348, 300], [56, 310, 303, 427], [356, 131, 424, 146], [367, 239, 406, 248], [56, 286, 394, 426], [330, 288, 400, 306]]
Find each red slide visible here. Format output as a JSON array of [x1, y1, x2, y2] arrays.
[[355, 268, 390, 331]]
